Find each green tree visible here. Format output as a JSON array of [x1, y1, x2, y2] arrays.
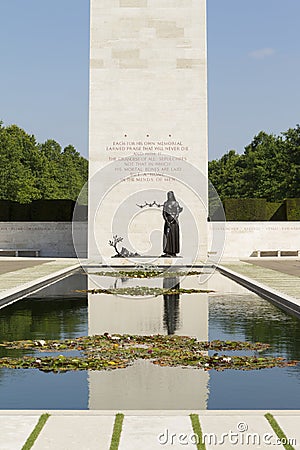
[[281, 125, 300, 198], [209, 125, 300, 202], [209, 150, 243, 200], [58, 145, 88, 200], [38, 140, 88, 200], [0, 122, 88, 203], [239, 131, 282, 200], [0, 124, 43, 202]]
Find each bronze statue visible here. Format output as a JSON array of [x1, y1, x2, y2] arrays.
[[162, 191, 183, 257]]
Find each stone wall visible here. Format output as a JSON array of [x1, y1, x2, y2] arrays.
[[0, 222, 87, 258], [0, 221, 299, 260], [209, 222, 300, 261]]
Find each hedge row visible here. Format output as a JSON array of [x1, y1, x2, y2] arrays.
[[0, 198, 298, 222], [0, 200, 87, 221], [286, 198, 300, 221], [218, 198, 300, 221]]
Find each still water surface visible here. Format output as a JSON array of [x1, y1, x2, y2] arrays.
[[0, 271, 299, 409]]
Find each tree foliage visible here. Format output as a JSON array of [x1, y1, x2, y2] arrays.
[[209, 125, 300, 201], [0, 122, 88, 203], [2, 122, 299, 205]]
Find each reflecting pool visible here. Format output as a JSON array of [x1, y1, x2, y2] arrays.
[[0, 270, 299, 409]]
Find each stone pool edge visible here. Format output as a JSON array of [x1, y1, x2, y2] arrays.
[[0, 409, 299, 415], [216, 264, 300, 319], [0, 260, 81, 309]]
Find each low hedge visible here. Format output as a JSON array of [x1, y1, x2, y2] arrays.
[[10, 202, 31, 221], [286, 198, 300, 220], [30, 200, 75, 221], [0, 201, 10, 221], [0, 200, 86, 221], [0, 198, 298, 222], [267, 201, 287, 221], [222, 198, 299, 221], [223, 198, 268, 221]]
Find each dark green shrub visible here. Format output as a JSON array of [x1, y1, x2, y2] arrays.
[[286, 198, 300, 220], [0, 201, 10, 221], [266, 201, 286, 221], [10, 201, 31, 221], [31, 200, 75, 221], [223, 198, 268, 221]]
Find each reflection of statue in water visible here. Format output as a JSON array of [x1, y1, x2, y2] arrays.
[[163, 277, 180, 335], [162, 191, 183, 257]]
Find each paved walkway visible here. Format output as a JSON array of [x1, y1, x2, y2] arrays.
[[0, 260, 53, 276], [220, 259, 300, 300], [1, 411, 298, 450], [242, 259, 300, 278], [0, 257, 80, 308]]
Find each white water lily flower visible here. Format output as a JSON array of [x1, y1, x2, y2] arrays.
[[223, 357, 232, 362], [35, 359, 41, 364]]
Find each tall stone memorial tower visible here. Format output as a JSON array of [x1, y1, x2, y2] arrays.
[[88, 0, 208, 264]]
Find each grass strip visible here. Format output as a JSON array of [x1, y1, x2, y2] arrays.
[[109, 413, 124, 450], [265, 413, 295, 450], [21, 413, 50, 450], [190, 414, 206, 450]]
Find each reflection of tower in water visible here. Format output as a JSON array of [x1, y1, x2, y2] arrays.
[[88, 272, 209, 410], [163, 277, 180, 335]]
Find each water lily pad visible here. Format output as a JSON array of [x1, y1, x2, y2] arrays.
[[93, 270, 204, 279], [77, 287, 214, 296], [0, 334, 296, 373]]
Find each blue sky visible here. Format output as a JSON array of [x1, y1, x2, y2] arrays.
[[1, 0, 300, 160]]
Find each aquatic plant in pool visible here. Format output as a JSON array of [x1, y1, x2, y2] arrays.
[[79, 286, 214, 296], [93, 268, 205, 278], [0, 334, 297, 373]]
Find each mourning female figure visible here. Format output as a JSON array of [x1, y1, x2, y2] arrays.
[[162, 191, 183, 257]]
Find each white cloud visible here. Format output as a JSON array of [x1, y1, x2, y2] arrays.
[[249, 47, 275, 60]]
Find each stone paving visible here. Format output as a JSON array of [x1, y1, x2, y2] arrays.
[[0, 258, 80, 294], [0, 415, 40, 450], [0, 411, 298, 450], [31, 415, 115, 450], [0, 258, 80, 308], [221, 259, 300, 299], [242, 259, 300, 278], [0, 260, 52, 276]]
